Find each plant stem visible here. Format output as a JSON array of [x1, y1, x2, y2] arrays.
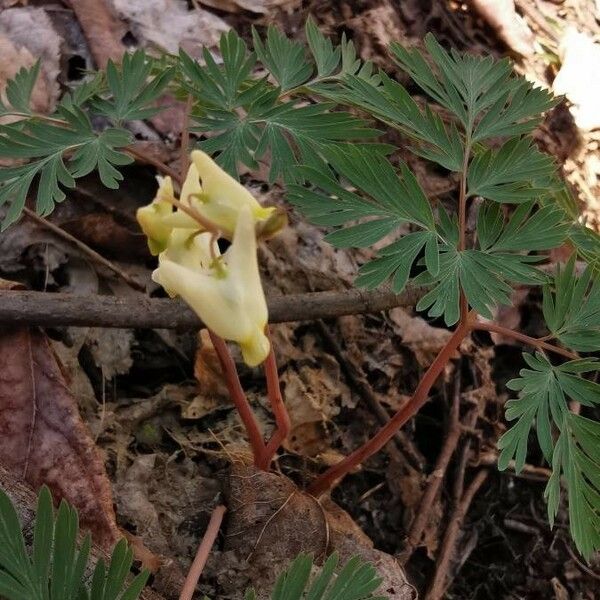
[[179, 504, 226, 600], [473, 321, 579, 361], [307, 318, 472, 496], [125, 146, 182, 183], [209, 332, 266, 464], [458, 133, 472, 324], [179, 95, 193, 183], [257, 331, 291, 470]]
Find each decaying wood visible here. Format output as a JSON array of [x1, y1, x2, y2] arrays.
[[0, 464, 166, 600], [0, 286, 422, 330]]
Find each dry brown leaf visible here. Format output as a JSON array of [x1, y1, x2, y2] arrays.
[[69, 0, 126, 68], [194, 329, 230, 398], [389, 308, 452, 368], [469, 0, 534, 56], [223, 464, 414, 599], [0, 326, 120, 549], [280, 361, 348, 458]]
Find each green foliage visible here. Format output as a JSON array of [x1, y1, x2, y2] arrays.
[[244, 553, 387, 600], [543, 257, 600, 351], [498, 352, 600, 558], [179, 20, 383, 182], [0, 50, 170, 229], [0, 486, 148, 600]]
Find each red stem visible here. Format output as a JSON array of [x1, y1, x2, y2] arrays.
[[257, 331, 291, 470], [209, 331, 266, 464], [473, 321, 579, 361], [307, 318, 472, 496], [179, 505, 226, 600]]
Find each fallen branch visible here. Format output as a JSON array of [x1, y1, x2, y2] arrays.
[[0, 287, 422, 330]]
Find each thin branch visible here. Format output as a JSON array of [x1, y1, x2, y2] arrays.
[[125, 145, 182, 183], [425, 470, 489, 600], [0, 287, 421, 330], [23, 207, 145, 292], [209, 332, 265, 465], [402, 370, 463, 561], [179, 504, 226, 600], [257, 329, 291, 470], [316, 319, 425, 470], [307, 318, 473, 496], [474, 321, 579, 361]]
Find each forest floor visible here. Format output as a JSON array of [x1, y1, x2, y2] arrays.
[[0, 0, 599, 599]]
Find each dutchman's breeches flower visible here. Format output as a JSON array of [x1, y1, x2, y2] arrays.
[[137, 152, 284, 366], [152, 205, 270, 367]]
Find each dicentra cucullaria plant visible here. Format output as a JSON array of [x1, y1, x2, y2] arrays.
[[0, 16, 599, 582]]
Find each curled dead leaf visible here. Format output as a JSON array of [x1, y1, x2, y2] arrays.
[[223, 463, 414, 599], [0, 327, 120, 549]]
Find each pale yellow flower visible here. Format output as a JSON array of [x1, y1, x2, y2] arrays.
[[136, 176, 177, 255], [152, 206, 270, 366], [190, 150, 276, 237]]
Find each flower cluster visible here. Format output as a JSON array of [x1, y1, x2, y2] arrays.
[[137, 151, 284, 366]]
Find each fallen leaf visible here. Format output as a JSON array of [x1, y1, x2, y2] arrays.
[[108, 0, 228, 54], [198, 0, 300, 13], [553, 28, 600, 130], [0, 327, 120, 549], [69, 0, 125, 68], [280, 361, 347, 458], [87, 328, 135, 380], [194, 329, 230, 399], [389, 308, 452, 367], [222, 464, 414, 599], [469, 0, 534, 56]]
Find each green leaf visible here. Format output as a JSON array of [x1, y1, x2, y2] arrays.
[[266, 553, 386, 600], [467, 137, 556, 203], [543, 257, 600, 351], [0, 107, 132, 227], [0, 61, 41, 116], [473, 79, 557, 142], [91, 50, 173, 123], [546, 414, 600, 559], [0, 488, 147, 600], [252, 26, 313, 92], [486, 202, 569, 252], [305, 17, 341, 78]]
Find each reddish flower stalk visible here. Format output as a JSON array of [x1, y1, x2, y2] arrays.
[[209, 331, 266, 464], [257, 332, 291, 469]]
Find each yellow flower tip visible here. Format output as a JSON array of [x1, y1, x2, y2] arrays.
[[136, 201, 173, 255], [180, 162, 202, 205], [189, 150, 280, 235], [156, 175, 175, 203], [256, 207, 287, 240], [240, 329, 271, 367]]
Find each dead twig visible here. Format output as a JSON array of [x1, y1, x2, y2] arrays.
[[0, 287, 422, 330], [316, 319, 425, 471], [402, 371, 463, 563], [425, 470, 489, 600], [179, 505, 227, 600], [23, 208, 145, 292]]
